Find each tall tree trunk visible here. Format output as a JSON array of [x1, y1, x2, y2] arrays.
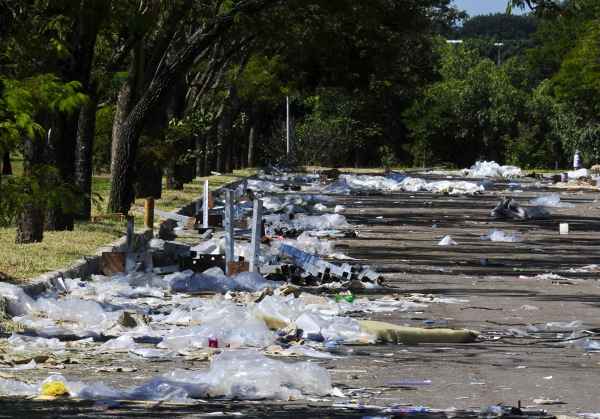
[[16, 205, 45, 244], [247, 125, 255, 168], [74, 96, 97, 220], [45, 114, 76, 231], [2, 152, 11, 175], [224, 136, 232, 173], [204, 136, 211, 176], [46, 0, 106, 229], [108, 45, 144, 214], [16, 131, 46, 244], [108, 116, 143, 214]]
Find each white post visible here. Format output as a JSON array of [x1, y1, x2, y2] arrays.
[[286, 96, 291, 156], [203, 179, 209, 228], [250, 199, 263, 273], [224, 190, 235, 273]]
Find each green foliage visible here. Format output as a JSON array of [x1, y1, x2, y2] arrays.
[[404, 41, 525, 167], [0, 74, 87, 225], [506, 81, 564, 168], [379, 145, 397, 169], [93, 105, 115, 173], [552, 20, 600, 120], [294, 89, 362, 166], [236, 55, 287, 103], [459, 14, 538, 40]]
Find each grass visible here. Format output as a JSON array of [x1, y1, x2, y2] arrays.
[[0, 168, 257, 283], [0, 220, 126, 283]]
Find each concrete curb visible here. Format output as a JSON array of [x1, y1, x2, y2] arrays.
[[22, 175, 251, 297]]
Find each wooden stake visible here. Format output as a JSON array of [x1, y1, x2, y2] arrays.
[[144, 197, 155, 231]]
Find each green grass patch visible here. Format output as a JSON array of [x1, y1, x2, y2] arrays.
[[0, 220, 125, 283]]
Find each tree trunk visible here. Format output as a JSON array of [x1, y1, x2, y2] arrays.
[[2, 152, 11, 175], [247, 125, 255, 168], [225, 136, 232, 173], [108, 118, 143, 214], [74, 97, 97, 220], [16, 132, 46, 244], [16, 205, 45, 244], [45, 114, 76, 231], [204, 136, 211, 176], [46, 0, 106, 229], [108, 45, 144, 214], [165, 164, 184, 190], [195, 135, 204, 177]]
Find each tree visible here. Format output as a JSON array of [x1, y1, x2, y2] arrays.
[[460, 14, 538, 40], [229, 0, 463, 167], [0, 75, 87, 243], [107, 0, 279, 214], [404, 40, 525, 166]]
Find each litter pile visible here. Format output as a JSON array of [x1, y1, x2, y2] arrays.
[[325, 174, 484, 195], [463, 161, 523, 179], [490, 197, 549, 220], [0, 350, 332, 401], [0, 170, 482, 404]]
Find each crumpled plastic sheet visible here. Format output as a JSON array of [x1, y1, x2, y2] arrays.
[[291, 214, 350, 230], [247, 179, 285, 193], [463, 161, 522, 178], [273, 231, 335, 256], [438, 236, 458, 246], [12, 295, 123, 339], [98, 335, 137, 352], [253, 295, 374, 343], [324, 175, 483, 195], [266, 213, 351, 235], [480, 229, 523, 243], [529, 194, 575, 208], [568, 168, 589, 179], [158, 298, 274, 350], [0, 350, 332, 401], [168, 269, 280, 294], [260, 194, 333, 213], [0, 283, 37, 316], [7, 334, 66, 352]]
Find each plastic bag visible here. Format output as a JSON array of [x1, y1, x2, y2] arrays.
[[438, 236, 458, 246], [480, 230, 523, 243], [529, 194, 575, 208]]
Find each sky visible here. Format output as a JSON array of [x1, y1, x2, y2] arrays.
[[453, 0, 523, 16]]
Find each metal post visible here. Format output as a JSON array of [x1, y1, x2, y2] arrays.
[[250, 199, 263, 273], [286, 96, 291, 156], [203, 179, 209, 228], [224, 190, 235, 273]]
